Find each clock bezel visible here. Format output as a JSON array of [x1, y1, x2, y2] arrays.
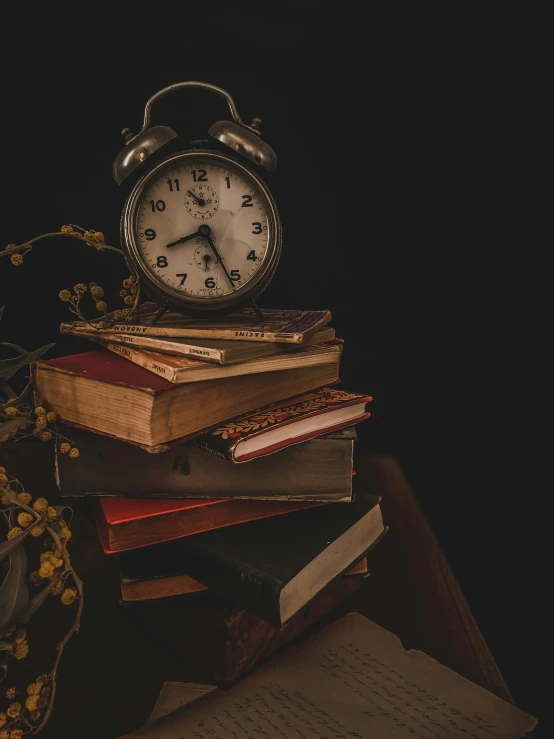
[[121, 149, 281, 315]]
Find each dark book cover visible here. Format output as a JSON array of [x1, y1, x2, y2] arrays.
[[56, 426, 357, 502], [119, 493, 385, 628]]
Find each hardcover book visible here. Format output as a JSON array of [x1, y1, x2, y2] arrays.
[[93, 340, 341, 384], [120, 571, 372, 685], [61, 302, 332, 344], [96, 496, 325, 553], [63, 325, 336, 365], [119, 493, 385, 627], [194, 387, 372, 462], [120, 555, 369, 603], [56, 426, 357, 502], [34, 349, 340, 449]]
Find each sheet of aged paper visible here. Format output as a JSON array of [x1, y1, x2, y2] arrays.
[[121, 612, 537, 738], [148, 683, 218, 722]]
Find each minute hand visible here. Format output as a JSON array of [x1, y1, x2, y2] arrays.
[[198, 224, 235, 290]]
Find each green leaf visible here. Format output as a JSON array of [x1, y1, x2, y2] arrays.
[[0, 379, 32, 409], [0, 342, 28, 356], [0, 519, 40, 564], [0, 417, 33, 438], [0, 640, 13, 651], [0, 546, 29, 633], [0, 342, 55, 381]]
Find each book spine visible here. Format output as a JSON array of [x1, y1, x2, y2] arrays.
[[65, 329, 224, 363], [194, 439, 233, 462], [179, 541, 284, 627], [62, 323, 300, 343], [99, 341, 179, 382]]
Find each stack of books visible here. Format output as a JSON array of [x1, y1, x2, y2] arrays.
[[34, 304, 386, 661]]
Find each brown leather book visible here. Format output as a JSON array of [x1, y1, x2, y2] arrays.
[[34, 349, 340, 450]]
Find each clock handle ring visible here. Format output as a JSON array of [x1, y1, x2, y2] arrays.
[[130, 81, 260, 145]]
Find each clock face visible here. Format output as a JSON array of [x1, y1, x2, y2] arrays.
[[125, 151, 279, 307]]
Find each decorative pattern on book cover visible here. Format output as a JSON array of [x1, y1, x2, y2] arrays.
[[60, 302, 331, 344], [195, 387, 372, 462]]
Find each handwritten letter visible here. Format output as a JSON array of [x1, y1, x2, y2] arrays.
[[121, 613, 536, 739]]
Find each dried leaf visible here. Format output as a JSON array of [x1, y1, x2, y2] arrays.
[[0, 547, 29, 633], [0, 640, 13, 651], [0, 378, 33, 409], [0, 342, 55, 381], [0, 520, 40, 564], [19, 578, 56, 623], [0, 306, 3, 321]]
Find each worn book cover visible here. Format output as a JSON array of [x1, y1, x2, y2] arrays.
[[61, 302, 332, 344], [120, 556, 369, 604], [34, 349, 340, 449], [93, 340, 341, 384], [119, 493, 385, 627], [96, 495, 326, 553], [56, 426, 357, 502], [63, 325, 336, 365], [194, 387, 372, 462]]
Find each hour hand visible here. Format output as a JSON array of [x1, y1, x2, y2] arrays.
[[166, 231, 199, 248]]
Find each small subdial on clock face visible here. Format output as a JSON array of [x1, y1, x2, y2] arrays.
[[184, 185, 219, 220], [194, 243, 218, 272]]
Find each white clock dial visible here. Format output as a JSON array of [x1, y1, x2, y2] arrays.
[[134, 158, 270, 299]]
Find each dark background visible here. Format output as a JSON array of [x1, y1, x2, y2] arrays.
[[0, 8, 544, 731]]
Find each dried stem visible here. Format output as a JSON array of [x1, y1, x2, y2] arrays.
[[34, 524, 83, 733], [0, 231, 123, 258]]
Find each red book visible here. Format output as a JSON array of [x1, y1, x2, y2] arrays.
[[33, 349, 341, 451], [96, 496, 326, 554]]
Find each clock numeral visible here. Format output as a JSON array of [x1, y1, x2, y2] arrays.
[[167, 179, 180, 192], [241, 195, 253, 207], [144, 229, 156, 240], [230, 270, 241, 281], [247, 250, 257, 261], [156, 256, 168, 268], [251, 222, 262, 234], [205, 277, 216, 288], [192, 169, 208, 182], [149, 199, 166, 212], [225, 176, 231, 188], [176, 273, 187, 286]]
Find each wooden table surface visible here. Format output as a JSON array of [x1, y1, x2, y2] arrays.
[[0, 443, 514, 738]]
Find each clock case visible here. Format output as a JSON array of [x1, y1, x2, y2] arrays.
[[113, 82, 282, 319]]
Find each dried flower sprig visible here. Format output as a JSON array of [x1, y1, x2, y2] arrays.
[[0, 469, 82, 734], [58, 274, 140, 330], [1, 225, 141, 328]]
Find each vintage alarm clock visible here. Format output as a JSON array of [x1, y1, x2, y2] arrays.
[[113, 81, 281, 319]]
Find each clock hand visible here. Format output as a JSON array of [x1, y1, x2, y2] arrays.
[[166, 231, 200, 248], [187, 189, 206, 207], [203, 254, 211, 271], [198, 224, 235, 290]]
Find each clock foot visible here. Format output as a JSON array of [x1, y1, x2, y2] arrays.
[[249, 297, 265, 323], [151, 301, 170, 325]]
